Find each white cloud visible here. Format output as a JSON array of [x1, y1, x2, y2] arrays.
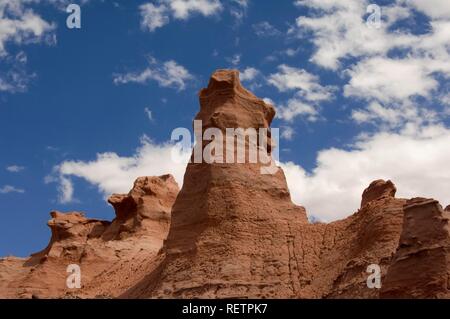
[[139, 3, 170, 32], [252, 21, 281, 37], [0, 51, 34, 93], [344, 57, 440, 103], [239, 67, 260, 82], [50, 136, 190, 203], [229, 0, 249, 25], [280, 126, 295, 140], [277, 97, 319, 122], [282, 124, 450, 221], [50, 125, 450, 222], [168, 0, 222, 19], [57, 176, 74, 204], [0, 2, 56, 93], [113, 56, 194, 91], [406, 0, 450, 19], [0, 1, 55, 57], [268, 65, 335, 102], [285, 48, 299, 57], [144, 107, 153, 121], [227, 53, 241, 67], [140, 0, 222, 31], [0, 185, 25, 194], [351, 101, 438, 129], [6, 165, 25, 172], [293, 0, 414, 70], [291, 0, 450, 128]]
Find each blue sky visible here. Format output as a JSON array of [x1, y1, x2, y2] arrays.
[[0, 0, 449, 257]]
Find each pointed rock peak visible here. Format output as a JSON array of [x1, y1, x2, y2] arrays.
[[130, 174, 178, 197], [197, 69, 275, 131], [200, 69, 244, 95], [361, 179, 396, 208], [108, 175, 179, 221]]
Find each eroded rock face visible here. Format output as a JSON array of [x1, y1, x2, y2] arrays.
[[123, 71, 449, 299], [361, 180, 396, 208], [0, 175, 179, 299], [123, 69, 308, 298], [1, 70, 448, 299], [103, 175, 178, 241], [381, 198, 450, 298]]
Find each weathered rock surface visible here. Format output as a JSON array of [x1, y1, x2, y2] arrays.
[[1, 70, 448, 299], [0, 175, 179, 299], [381, 198, 450, 298], [360, 179, 396, 208]]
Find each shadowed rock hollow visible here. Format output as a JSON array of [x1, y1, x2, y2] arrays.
[[1, 70, 449, 299]]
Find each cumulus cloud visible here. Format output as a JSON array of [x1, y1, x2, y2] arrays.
[[0, 185, 25, 194], [406, 0, 450, 19], [49, 125, 450, 221], [168, 0, 222, 19], [277, 97, 319, 122], [0, 1, 57, 93], [269, 65, 335, 102], [239, 67, 260, 82], [113, 56, 194, 91], [49, 136, 190, 203], [344, 57, 440, 103], [282, 124, 450, 221], [267, 65, 334, 122], [293, 0, 414, 70], [0, 1, 55, 57], [140, 0, 222, 31], [139, 3, 170, 32], [351, 101, 438, 129], [292, 0, 450, 127]]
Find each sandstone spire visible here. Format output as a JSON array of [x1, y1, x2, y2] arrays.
[[124, 69, 308, 298], [1, 70, 449, 299]]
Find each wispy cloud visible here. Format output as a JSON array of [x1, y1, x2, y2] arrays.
[[6, 165, 25, 173], [0, 185, 25, 194], [252, 21, 281, 37], [144, 107, 154, 121], [113, 56, 194, 91]]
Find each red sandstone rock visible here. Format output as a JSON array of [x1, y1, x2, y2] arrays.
[[360, 179, 396, 208], [0, 175, 179, 299], [381, 198, 450, 298], [0, 70, 448, 299]]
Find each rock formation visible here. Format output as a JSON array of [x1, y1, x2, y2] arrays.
[[0, 70, 449, 299], [0, 175, 179, 298], [381, 198, 450, 298]]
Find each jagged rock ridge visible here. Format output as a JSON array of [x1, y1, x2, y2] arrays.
[[1, 70, 449, 299]]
